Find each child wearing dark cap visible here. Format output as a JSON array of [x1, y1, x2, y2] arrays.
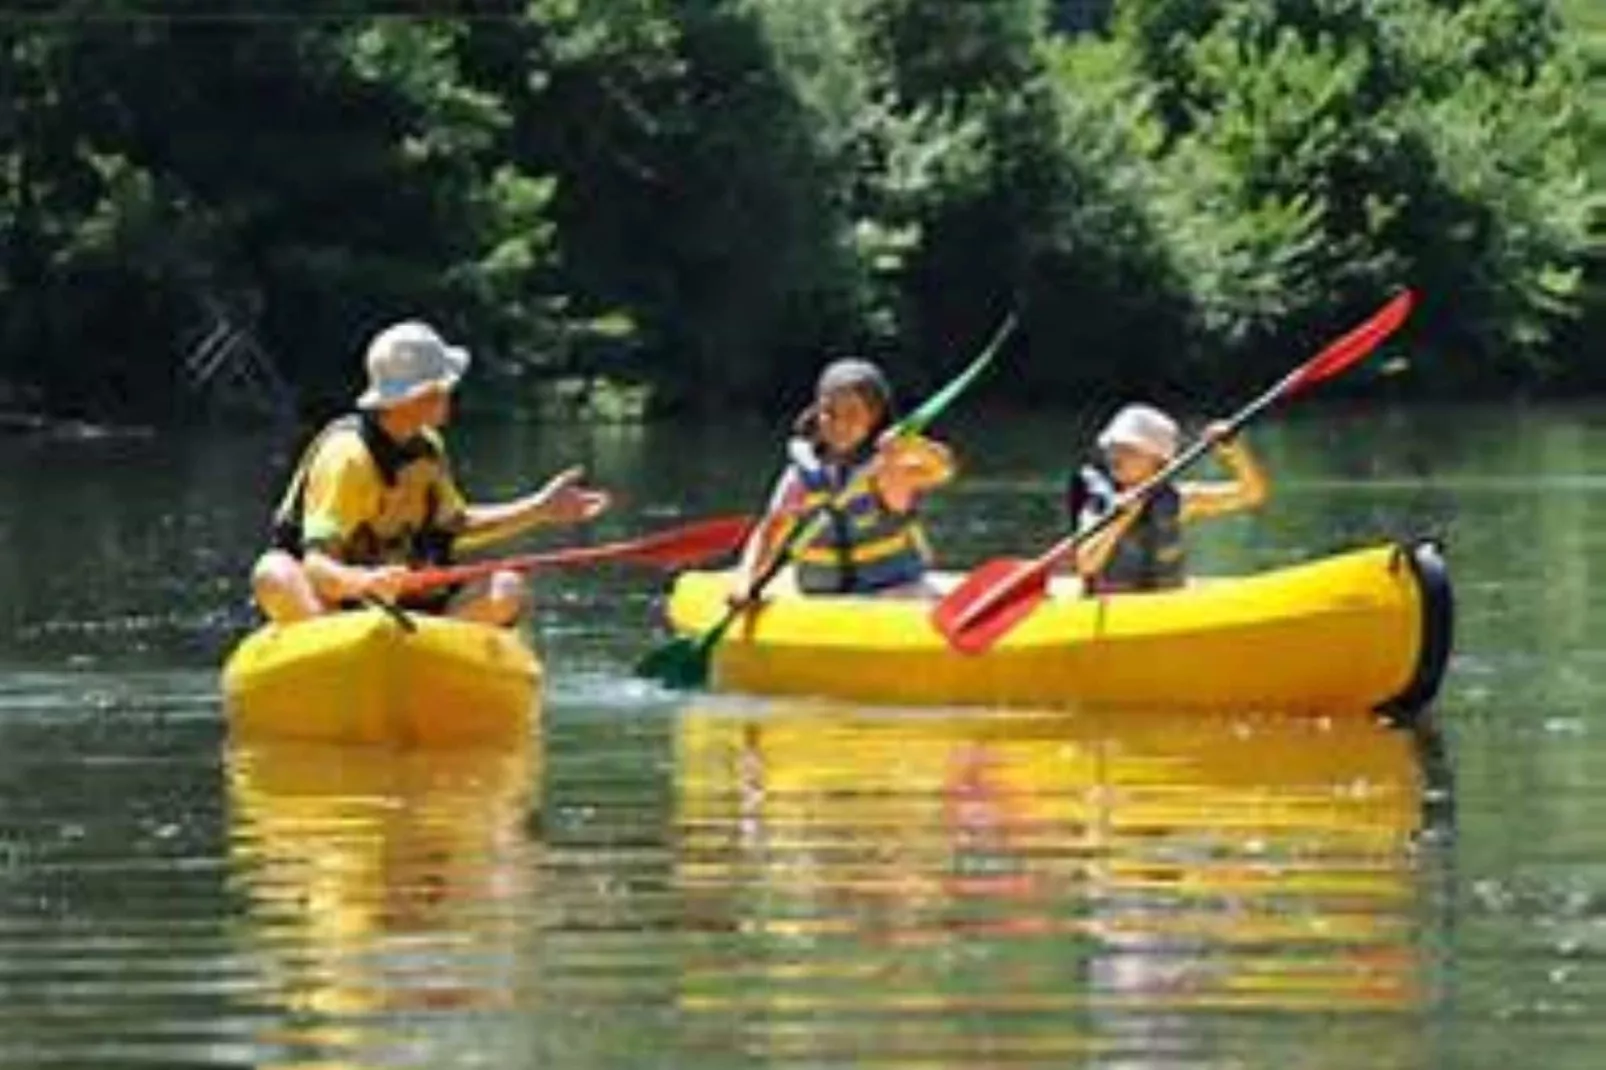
[[731, 358, 954, 602]]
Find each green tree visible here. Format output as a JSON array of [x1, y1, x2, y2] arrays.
[[0, 0, 1598, 421], [1119, 0, 1599, 390], [510, 0, 867, 410], [1, 7, 568, 418]]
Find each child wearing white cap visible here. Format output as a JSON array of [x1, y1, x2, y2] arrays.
[[250, 320, 610, 625], [1068, 403, 1268, 593]]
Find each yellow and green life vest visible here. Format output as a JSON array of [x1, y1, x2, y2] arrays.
[[790, 440, 930, 595]]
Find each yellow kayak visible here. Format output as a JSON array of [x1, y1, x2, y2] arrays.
[[664, 540, 1452, 716], [221, 609, 541, 746]]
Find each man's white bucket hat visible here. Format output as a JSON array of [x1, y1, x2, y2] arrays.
[[357, 321, 470, 410]]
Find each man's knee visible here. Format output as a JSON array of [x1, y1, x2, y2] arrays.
[[487, 570, 528, 616], [252, 550, 299, 594], [252, 550, 319, 622]]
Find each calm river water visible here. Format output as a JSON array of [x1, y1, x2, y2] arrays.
[[0, 406, 1599, 1068]]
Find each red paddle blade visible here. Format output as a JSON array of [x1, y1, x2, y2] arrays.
[[930, 557, 1054, 656], [1286, 290, 1416, 395], [631, 514, 754, 567]]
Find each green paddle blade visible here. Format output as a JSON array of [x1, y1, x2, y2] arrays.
[[635, 610, 735, 689], [633, 635, 711, 690]]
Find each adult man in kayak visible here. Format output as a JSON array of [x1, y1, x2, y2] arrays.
[[250, 320, 610, 625]]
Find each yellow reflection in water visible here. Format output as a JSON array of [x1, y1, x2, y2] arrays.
[[676, 702, 1430, 1065], [226, 738, 540, 1064]]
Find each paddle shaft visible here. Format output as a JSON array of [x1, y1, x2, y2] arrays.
[[397, 515, 752, 596], [1044, 293, 1414, 573]]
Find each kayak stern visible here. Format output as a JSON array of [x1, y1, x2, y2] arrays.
[[222, 610, 540, 746]]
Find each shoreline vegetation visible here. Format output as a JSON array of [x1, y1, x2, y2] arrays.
[[0, 0, 1599, 427]]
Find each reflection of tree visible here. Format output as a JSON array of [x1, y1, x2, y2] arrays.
[[226, 741, 539, 1065], [676, 702, 1432, 1066]]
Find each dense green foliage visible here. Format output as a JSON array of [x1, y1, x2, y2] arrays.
[[0, 0, 1597, 422]]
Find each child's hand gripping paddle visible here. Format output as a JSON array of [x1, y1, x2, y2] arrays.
[[635, 312, 1019, 689], [931, 290, 1417, 656]]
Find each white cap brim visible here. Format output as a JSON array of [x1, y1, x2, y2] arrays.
[[355, 345, 470, 410], [1097, 429, 1172, 460]]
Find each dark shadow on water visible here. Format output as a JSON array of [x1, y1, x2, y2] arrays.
[[1409, 711, 1458, 846]]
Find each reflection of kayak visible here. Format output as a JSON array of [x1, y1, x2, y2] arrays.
[[678, 703, 1425, 866], [221, 609, 540, 746], [665, 541, 1452, 716], [676, 700, 1431, 1028], [226, 739, 539, 1023]]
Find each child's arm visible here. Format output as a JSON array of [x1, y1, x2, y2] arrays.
[[456, 466, 610, 551], [873, 433, 955, 513], [729, 468, 805, 604], [1071, 503, 1143, 579], [1180, 424, 1269, 522]]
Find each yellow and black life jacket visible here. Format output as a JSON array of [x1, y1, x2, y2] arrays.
[[269, 413, 457, 568]]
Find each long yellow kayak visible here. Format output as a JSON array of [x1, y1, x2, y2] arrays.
[[221, 609, 541, 746], [663, 540, 1452, 717]]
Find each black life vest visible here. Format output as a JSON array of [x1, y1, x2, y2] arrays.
[[1066, 459, 1185, 594], [269, 413, 456, 568]]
